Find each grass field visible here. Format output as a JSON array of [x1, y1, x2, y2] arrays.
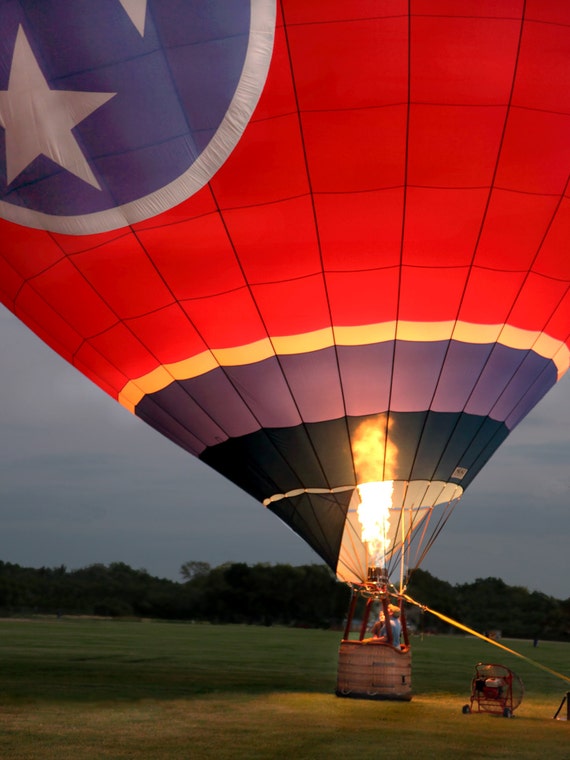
[[0, 618, 568, 759]]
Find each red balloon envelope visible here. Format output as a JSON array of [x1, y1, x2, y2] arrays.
[[0, 1, 569, 585]]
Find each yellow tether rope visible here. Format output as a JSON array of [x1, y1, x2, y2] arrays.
[[402, 592, 570, 686]]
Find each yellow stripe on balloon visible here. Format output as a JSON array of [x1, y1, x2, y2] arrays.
[[118, 321, 570, 412]]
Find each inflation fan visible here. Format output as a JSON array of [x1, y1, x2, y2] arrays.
[[462, 663, 524, 718]]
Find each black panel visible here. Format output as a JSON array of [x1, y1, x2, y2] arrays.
[[268, 490, 354, 572], [434, 413, 505, 484], [411, 411, 461, 481], [199, 411, 508, 503], [200, 427, 303, 502], [263, 424, 339, 490], [388, 411, 429, 480], [461, 421, 510, 489], [305, 418, 355, 485]]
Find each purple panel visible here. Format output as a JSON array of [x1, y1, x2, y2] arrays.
[[337, 342, 393, 416], [465, 344, 533, 418], [224, 357, 303, 428], [183, 369, 260, 437], [280, 348, 345, 422], [390, 340, 448, 411], [137, 389, 211, 455], [137, 342, 557, 448], [499, 352, 558, 429], [432, 341, 494, 411]]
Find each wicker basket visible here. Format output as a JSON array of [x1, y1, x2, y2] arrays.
[[336, 640, 412, 700]]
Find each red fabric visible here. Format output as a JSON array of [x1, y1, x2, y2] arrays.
[[1, 2, 569, 402]]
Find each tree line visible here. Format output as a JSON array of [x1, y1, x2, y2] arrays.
[[0, 560, 348, 628], [405, 569, 569, 641], [0, 559, 568, 640]]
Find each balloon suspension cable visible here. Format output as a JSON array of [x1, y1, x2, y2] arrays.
[[355, 566, 399, 599], [402, 592, 570, 687], [344, 567, 410, 647], [409, 496, 460, 575]]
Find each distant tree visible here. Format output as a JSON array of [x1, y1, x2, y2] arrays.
[[180, 561, 211, 582]]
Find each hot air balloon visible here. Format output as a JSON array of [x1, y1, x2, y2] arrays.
[[0, 1, 569, 697]]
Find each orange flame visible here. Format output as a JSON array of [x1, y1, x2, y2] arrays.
[[352, 416, 397, 482], [352, 417, 399, 568], [357, 481, 394, 567]]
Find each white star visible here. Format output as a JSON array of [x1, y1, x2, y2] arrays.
[[119, 0, 148, 36], [0, 26, 116, 190]]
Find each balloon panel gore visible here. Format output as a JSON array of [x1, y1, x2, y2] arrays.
[[195, 412, 507, 503]]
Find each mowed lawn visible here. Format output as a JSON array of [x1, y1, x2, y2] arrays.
[[0, 618, 568, 759]]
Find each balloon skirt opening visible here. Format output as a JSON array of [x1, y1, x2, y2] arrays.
[[335, 641, 412, 701]]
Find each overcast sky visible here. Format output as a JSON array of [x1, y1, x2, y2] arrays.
[[1, 305, 568, 600]]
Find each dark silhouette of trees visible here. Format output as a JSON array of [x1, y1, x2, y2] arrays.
[[0, 559, 568, 639], [0, 559, 349, 628], [177, 562, 349, 627], [407, 569, 568, 640]]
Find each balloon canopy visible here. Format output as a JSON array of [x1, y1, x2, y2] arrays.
[[1, 1, 569, 586]]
